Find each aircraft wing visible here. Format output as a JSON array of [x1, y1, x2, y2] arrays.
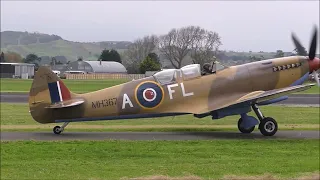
[[196, 83, 315, 114], [237, 83, 314, 105]]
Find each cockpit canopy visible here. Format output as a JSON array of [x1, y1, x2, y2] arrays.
[[153, 69, 177, 85], [153, 62, 228, 85], [153, 64, 201, 85]]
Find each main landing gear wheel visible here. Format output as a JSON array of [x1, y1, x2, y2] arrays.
[[259, 117, 278, 136], [237, 118, 255, 133], [52, 122, 69, 135], [252, 104, 278, 136]]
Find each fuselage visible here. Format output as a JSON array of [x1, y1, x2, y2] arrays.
[[30, 55, 318, 123]]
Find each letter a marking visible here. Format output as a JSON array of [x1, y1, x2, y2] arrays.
[[122, 93, 133, 109]]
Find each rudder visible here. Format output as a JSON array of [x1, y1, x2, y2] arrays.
[[47, 79, 72, 103]]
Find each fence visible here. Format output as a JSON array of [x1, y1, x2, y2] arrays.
[[65, 73, 146, 80]]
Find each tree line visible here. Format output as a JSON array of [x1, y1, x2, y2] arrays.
[[98, 49, 161, 74], [122, 25, 222, 73], [0, 52, 69, 70], [0, 46, 161, 74]]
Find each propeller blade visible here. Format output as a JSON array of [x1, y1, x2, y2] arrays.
[[309, 26, 318, 60], [312, 70, 320, 87], [292, 33, 308, 56]]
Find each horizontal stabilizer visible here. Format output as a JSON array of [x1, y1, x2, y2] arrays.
[[45, 98, 85, 109]]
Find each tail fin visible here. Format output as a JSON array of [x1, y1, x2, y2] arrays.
[[29, 66, 74, 104], [29, 66, 84, 123]]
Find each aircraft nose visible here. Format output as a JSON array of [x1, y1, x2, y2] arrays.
[[308, 57, 320, 73]]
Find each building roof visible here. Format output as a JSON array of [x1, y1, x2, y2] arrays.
[[53, 56, 68, 64], [0, 62, 35, 66], [52, 64, 69, 72], [39, 56, 51, 65], [84, 61, 127, 73]]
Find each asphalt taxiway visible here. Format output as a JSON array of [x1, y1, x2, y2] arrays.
[[1, 93, 319, 105], [1, 131, 319, 141], [0, 93, 29, 103]]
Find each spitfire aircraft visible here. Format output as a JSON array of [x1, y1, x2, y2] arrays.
[[28, 27, 320, 136]]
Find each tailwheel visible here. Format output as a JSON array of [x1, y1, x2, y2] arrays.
[[259, 117, 278, 136], [53, 126, 62, 134], [53, 122, 69, 135], [237, 118, 255, 133]]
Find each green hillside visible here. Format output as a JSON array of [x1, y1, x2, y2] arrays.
[[2, 40, 101, 61], [0, 31, 131, 61], [0, 31, 62, 47]]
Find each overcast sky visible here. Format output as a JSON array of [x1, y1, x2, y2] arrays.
[[1, 1, 319, 52]]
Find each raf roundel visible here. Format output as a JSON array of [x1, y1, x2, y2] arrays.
[[143, 88, 157, 102], [135, 81, 164, 109]]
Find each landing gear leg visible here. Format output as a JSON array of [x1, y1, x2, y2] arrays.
[[53, 122, 69, 135], [252, 104, 278, 136]]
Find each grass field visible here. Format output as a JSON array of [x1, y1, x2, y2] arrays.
[[0, 78, 129, 93], [1, 140, 319, 180], [1, 78, 319, 94], [1, 103, 319, 131]]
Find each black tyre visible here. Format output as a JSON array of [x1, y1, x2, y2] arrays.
[[53, 126, 62, 134], [237, 118, 255, 133], [259, 117, 278, 136]]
